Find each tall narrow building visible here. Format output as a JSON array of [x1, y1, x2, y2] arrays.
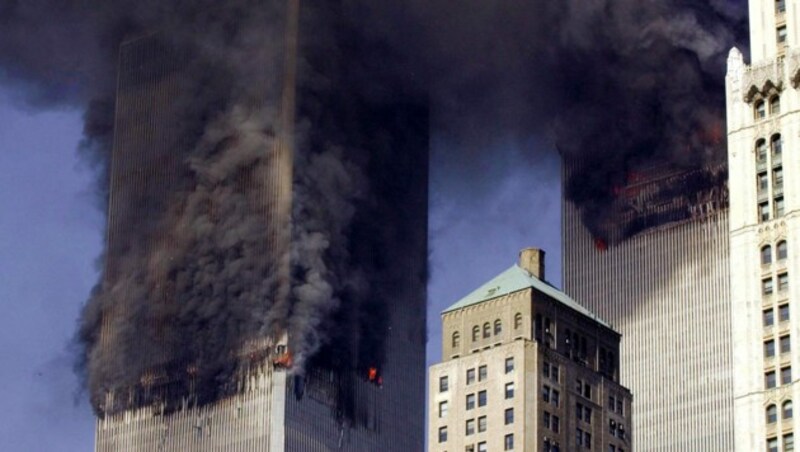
[[89, 2, 428, 450], [428, 248, 633, 452], [726, 1, 798, 450], [561, 162, 733, 449]]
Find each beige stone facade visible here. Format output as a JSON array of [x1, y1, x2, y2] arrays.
[[428, 249, 632, 452]]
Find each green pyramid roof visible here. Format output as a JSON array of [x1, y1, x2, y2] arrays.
[[442, 264, 612, 329]]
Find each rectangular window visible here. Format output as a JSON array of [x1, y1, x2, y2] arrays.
[[609, 419, 617, 436], [769, 437, 779, 452], [467, 446, 475, 452], [766, 370, 777, 388], [552, 389, 560, 406], [761, 202, 771, 222], [774, 167, 784, 190], [544, 411, 551, 429], [765, 308, 776, 326], [553, 414, 560, 433], [552, 364, 559, 382], [504, 433, 514, 451], [781, 335, 791, 354], [467, 368, 476, 384], [505, 382, 515, 399], [478, 390, 487, 407], [478, 442, 487, 452], [543, 385, 551, 402], [583, 383, 592, 400], [616, 399, 623, 416], [577, 402, 584, 421], [505, 357, 514, 373], [466, 418, 475, 435], [466, 393, 476, 410], [759, 172, 769, 192], [778, 0, 786, 13], [585, 432, 592, 449], [766, 339, 776, 358], [779, 273, 789, 291], [778, 26, 788, 44], [609, 446, 616, 452], [478, 415, 487, 432], [478, 365, 487, 381], [577, 428, 584, 446], [585, 406, 593, 423], [543, 362, 550, 378], [505, 407, 514, 425], [440, 376, 449, 392], [776, 197, 785, 218], [785, 433, 794, 452], [780, 304, 790, 322], [782, 366, 792, 384], [608, 395, 615, 410], [438, 426, 447, 443], [764, 278, 775, 295], [439, 401, 449, 418]]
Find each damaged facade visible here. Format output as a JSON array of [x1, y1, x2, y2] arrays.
[[562, 158, 733, 450], [91, 1, 428, 450]]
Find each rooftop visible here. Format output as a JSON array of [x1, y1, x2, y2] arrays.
[[442, 264, 613, 330]]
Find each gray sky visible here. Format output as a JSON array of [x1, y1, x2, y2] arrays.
[[0, 88, 561, 451]]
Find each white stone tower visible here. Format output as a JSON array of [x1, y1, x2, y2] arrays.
[[726, 1, 798, 450]]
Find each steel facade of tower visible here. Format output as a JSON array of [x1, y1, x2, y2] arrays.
[[561, 164, 734, 450], [93, 2, 428, 451], [726, 1, 800, 450]]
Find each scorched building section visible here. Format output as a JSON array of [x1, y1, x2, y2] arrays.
[[87, 2, 428, 450]]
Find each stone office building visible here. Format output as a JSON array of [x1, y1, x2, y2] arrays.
[[428, 249, 632, 452]]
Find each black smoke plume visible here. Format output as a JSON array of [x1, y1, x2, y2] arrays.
[[0, 0, 746, 412]]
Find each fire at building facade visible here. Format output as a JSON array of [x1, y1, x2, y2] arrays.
[[87, 1, 428, 450], [562, 159, 733, 450]]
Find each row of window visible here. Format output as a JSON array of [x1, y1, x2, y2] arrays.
[[609, 419, 627, 440], [762, 273, 789, 296], [543, 410, 561, 433], [755, 96, 782, 120], [761, 241, 788, 265], [576, 428, 592, 449], [764, 303, 790, 326], [766, 400, 793, 424], [755, 135, 782, 163], [542, 385, 560, 407], [576, 402, 593, 424], [608, 394, 625, 416], [461, 435, 515, 451], [576, 379, 593, 401], [765, 366, 792, 388], [766, 433, 793, 452], [453, 314, 525, 347], [764, 335, 791, 358], [543, 361, 560, 382]]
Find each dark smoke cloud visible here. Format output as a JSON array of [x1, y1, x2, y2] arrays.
[[0, 0, 747, 411]]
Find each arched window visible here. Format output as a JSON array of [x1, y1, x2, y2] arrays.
[[771, 95, 781, 115], [452, 331, 460, 348], [772, 134, 783, 158], [514, 313, 523, 330], [778, 241, 788, 260], [494, 319, 502, 335], [757, 139, 768, 164], [472, 325, 480, 342], [762, 245, 773, 265], [756, 100, 766, 120], [767, 404, 778, 423], [784, 400, 794, 419], [483, 322, 491, 338]]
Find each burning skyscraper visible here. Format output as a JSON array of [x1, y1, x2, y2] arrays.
[[562, 159, 733, 450], [81, 1, 428, 450]]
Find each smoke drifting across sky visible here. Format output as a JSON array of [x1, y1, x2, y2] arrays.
[[0, 0, 747, 411]]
